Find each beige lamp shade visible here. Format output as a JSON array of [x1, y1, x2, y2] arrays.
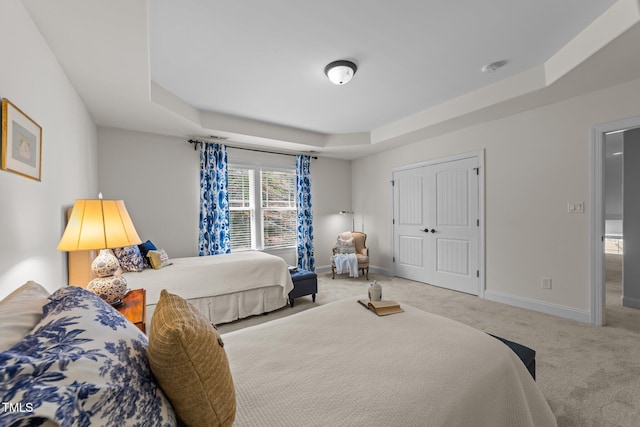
[[57, 199, 142, 251]]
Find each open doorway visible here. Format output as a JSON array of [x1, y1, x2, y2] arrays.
[[591, 117, 640, 326], [604, 131, 623, 321]]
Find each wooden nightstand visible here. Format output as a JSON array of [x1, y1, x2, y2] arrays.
[[117, 288, 146, 334]]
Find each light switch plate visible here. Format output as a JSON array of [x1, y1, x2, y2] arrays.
[[567, 201, 584, 213]]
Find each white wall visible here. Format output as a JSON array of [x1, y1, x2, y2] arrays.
[[0, 0, 98, 298], [353, 77, 640, 319], [97, 127, 200, 258], [97, 127, 352, 269], [309, 156, 353, 271]]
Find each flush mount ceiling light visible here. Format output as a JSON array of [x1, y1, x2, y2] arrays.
[[324, 60, 357, 85]]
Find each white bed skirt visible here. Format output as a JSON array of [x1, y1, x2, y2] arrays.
[[146, 285, 287, 328]]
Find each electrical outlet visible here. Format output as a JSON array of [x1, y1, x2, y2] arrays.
[[541, 277, 552, 290]]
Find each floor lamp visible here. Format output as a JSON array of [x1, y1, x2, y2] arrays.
[[57, 196, 142, 306], [339, 210, 355, 231]]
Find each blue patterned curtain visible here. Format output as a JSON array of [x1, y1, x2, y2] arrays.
[[198, 142, 230, 255], [296, 155, 314, 271]]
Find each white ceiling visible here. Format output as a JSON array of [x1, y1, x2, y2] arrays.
[[21, 0, 640, 159], [149, 0, 615, 134]]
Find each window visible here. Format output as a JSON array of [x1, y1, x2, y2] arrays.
[[261, 170, 297, 249], [228, 166, 296, 251], [228, 168, 254, 250]]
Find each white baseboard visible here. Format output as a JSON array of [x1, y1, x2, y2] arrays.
[[314, 268, 591, 322], [484, 290, 591, 324], [369, 266, 393, 276], [314, 264, 392, 277], [622, 295, 640, 310], [315, 265, 332, 274]]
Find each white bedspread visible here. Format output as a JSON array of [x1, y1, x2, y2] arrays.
[[223, 299, 557, 427], [122, 251, 293, 306]]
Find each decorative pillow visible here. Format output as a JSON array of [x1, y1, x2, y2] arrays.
[[0, 281, 50, 352], [0, 286, 176, 427], [337, 237, 356, 254], [138, 240, 158, 268], [113, 245, 145, 272], [148, 290, 236, 427], [147, 249, 172, 270]]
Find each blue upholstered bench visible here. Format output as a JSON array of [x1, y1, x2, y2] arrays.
[[489, 334, 536, 380], [288, 269, 317, 307]]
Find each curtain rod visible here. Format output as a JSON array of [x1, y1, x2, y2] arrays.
[[188, 139, 318, 159]]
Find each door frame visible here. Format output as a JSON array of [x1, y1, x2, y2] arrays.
[[590, 115, 640, 325], [390, 150, 485, 297]]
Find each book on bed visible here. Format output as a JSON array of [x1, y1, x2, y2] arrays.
[[358, 299, 404, 316]]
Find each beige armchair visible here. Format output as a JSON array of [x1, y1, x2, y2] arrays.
[[331, 231, 369, 279]]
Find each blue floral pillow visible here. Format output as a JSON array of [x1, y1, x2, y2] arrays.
[[113, 245, 144, 272], [0, 286, 175, 427]]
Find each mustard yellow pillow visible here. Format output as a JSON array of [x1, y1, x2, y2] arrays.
[[148, 290, 236, 427]]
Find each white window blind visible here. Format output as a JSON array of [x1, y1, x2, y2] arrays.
[[228, 168, 254, 251], [261, 170, 296, 249], [227, 166, 296, 251]]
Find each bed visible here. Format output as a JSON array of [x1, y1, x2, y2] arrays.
[[224, 298, 556, 426], [122, 251, 293, 325], [69, 248, 294, 326], [0, 283, 557, 427]]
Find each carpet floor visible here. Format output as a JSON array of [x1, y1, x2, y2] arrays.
[[219, 255, 640, 427]]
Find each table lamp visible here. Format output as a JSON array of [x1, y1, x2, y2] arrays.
[[57, 195, 142, 306]]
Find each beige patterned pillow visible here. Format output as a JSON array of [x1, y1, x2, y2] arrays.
[[148, 290, 236, 427], [147, 249, 172, 269], [337, 237, 356, 254]]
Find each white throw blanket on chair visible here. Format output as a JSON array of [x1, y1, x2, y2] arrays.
[[334, 253, 359, 278]]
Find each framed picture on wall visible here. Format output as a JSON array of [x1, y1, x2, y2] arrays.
[[1, 98, 42, 181]]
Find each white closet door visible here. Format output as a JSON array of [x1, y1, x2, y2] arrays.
[[427, 157, 479, 294], [393, 156, 480, 295], [393, 166, 430, 283]]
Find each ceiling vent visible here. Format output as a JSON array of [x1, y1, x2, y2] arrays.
[[481, 60, 507, 74]]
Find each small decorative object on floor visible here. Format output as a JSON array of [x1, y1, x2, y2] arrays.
[[357, 299, 404, 316], [368, 280, 382, 301]]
